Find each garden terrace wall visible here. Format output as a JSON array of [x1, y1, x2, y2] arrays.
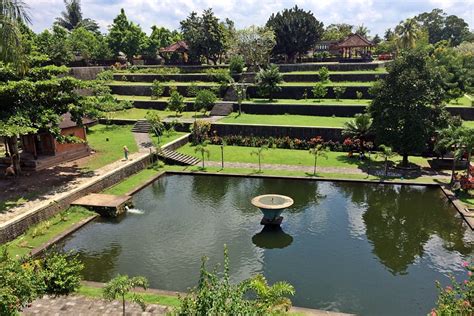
[[241, 73, 385, 83], [210, 123, 343, 141], [0, 154, 154, 244], [277, 62, 384, 72], [134, 64, 228, 73], [109, 84, 225, 97], [247, 85, 371, 99], [133, 100, 195, 111], [448, 107, 474, 120], [113, 73, 241, 83], [70, 66, 106, 80], [237, 103, 366, 117]]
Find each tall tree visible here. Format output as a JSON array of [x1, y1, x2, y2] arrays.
[[55, 0, 99, 33], [234, 25, 275, 68], [369, 49, 452, 166], [322, 23, 353, 41], [108, 9, 146, 61], [144, 26, 181, 59], [355, 24, 369, 37], [395, 18, 421, 50], [35, 25, 74, 65], [180, 9, 227, 64], [415, 9, 470, 46], [0, 0, 31, 73], [266, 5, 324, 63]]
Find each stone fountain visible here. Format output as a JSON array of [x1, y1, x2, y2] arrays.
[[251, 194, 294, 225]]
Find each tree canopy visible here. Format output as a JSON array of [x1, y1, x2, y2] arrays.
[[234, 25, 275, 68], [266, 5, 324, 63], [55, 0, 99, 33], [108, 9, 147, 61]]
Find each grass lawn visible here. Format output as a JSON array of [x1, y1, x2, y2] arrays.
[[464, 121, 474, 128], [286, 68, 387, 75], [115, 95, 196, 102], [103, 168, 160, 195], [246, 98, 371, 105], [177, 144, 431, 169], [449, 95, 473, 107], [110, 108, 206, 120], [5, 206, 94, 258], [458, 191, 474, 206], [109, 81, 218, 86], [219, 113, 350, 127], [77, 284, 181, 308], [84, 124, 138, 170]]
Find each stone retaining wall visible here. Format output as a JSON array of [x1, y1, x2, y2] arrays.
[[278, 63, 382, 72], [69, 66, 105, 80], [0, 154, 153, 244]]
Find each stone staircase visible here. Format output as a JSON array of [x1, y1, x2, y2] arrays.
[[158, 148, 200, 166], [132, 120, 152, 133]]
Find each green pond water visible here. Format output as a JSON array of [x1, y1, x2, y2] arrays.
[[59, 174, 474, 315]]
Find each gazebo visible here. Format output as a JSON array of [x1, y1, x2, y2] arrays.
[[336, 33, 374, 60], [159, 41, 189, 64]]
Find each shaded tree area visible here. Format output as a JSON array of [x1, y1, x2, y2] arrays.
[[266, 5, 324, 63]]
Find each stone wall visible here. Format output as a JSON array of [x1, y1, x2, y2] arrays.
[[69, 66, 106, 80], [0, 154, 153, 244], [247, 85, 371, 99], [236, 103, 366, 117], [278, 62, 382, 72]]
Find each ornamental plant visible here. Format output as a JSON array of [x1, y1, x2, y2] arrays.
[[431, 262, 473, 315], [333, 86, 346, 101], [312, 82, 328, 102], [318, 66, 330, 83], [194, 89, 217, 115], [229, 55, 245, 74], [103, 274, 149, 316], [167, 90, 185, 116], [150, 80, 165, 99], [256, 64, 283, 101]]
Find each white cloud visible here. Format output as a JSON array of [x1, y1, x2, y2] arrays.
[[27, 0, 473, 36]]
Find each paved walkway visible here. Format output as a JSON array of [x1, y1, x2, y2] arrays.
[[22, 295, 171, 315]]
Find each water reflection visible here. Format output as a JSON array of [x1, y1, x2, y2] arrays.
[[252, 226, 293, 249], [75, 244, 122, 282]]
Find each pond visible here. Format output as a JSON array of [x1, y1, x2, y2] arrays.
[[59, 174, 474, 315]]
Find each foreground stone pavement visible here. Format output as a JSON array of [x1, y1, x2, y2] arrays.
[[22, 295, 171, 316]]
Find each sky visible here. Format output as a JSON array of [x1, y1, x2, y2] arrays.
[[28, 0, 473, 37]]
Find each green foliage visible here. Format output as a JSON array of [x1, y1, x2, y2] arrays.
[[318, 66, 330, 83], [150, 80, 165, 99], [312, 82, 327, 101], [205, 68, 232, 84], [256, 64, 283, 101], [41, 251, 83, 295], [235, 26, 276, 68], [194, 89, 217, 113], [266, 5, 324, 63], [186, 83, 199, 97], [68, 27, 99, 63], [356, 90, 363, 100], [322, 23, 353, 41], [309, 144, 329, 175], [194, 140, 210, 168], [103, 274, 149, 315], [175, 246, 294, 315], [26, 65, 69, 81], [55, 0, 99, 32], [96, 70, 114, 82], [144, 26, 181, 59], [376, 144, 396, 177], [342, 113, 372, 140], [251, 145, 269, 172], [108, 9, 147, 61], [369, 49, 452, 166], [167, 91, 185, 116], [431, 263, 473, 315], [180, 9, 227, 64], [333, 86, 346, 101], [229, 55, 245, 74], [145, 111, 164, 137], [35, 25, 74, 65], [191, 120, 211, 145]]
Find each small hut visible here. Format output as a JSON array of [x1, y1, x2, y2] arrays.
[[159, 41, 189, 64], [336, 33, 374, 61]]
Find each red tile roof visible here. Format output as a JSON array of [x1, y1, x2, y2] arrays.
[[159, 41, 189, 53], [337, 34, 374, 48]]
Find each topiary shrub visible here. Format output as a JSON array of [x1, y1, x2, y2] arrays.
[[229, 55, 245, 74], [256, 64, 283, 101]]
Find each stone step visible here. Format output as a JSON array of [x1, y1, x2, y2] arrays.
[[158, 149, 199, 166], [132, 120, 152, 133]]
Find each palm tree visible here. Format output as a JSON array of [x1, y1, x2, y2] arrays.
[[249, 274, 295, 313], [376, 144, 396, 177], [250, 145, 268, 172], [396, 18, 420, 50], [103, 274, 149, 316], [55, 0, 99, 32], [0, 0, 31, 73], [436, 125, 464, 182], [194, 141, 210, 169], [342, 113, 372, 141], [309, 144, 329, 175]]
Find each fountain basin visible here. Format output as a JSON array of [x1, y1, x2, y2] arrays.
[[251, 194, 294, 225]]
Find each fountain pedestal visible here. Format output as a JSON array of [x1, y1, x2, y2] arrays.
[[251, 194, 294, 226]]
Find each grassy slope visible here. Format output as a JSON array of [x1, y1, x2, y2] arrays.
[[110, 108, 207, 120], [464, 121, 474, 128], [103, 168, 159, 195], [219, 114, 350, 127], [178, 144, 430, 168], [84, 125, 138, 170], [5, 206, 94, 258]]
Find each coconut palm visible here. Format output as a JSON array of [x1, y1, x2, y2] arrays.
[[55, 0, 99, 32], [396, 18, 420, 50], [376, 144, 396, 177], [0, 0, 31, 72], [250, 145, 268, 172], [194, 141, 210, 169], [309, 144, 329, 175], [342, 113, 372, 141]]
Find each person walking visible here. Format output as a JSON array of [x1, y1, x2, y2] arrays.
[[123, 145, 129, 160]]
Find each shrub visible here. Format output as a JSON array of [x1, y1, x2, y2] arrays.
[[194, 89, 217, 113], [312, 83, 328, 101], [229, 55, 245, 74], [205, 68, 232, 83], [145, 111, 164, 136], [356, 90, 363, 100], [318, 66, 330, 83], [333, 86, 347, 101], [256, 64, 283, 101], [150, 80, 165, 99], [41, 251, 83, 295], [103, 274, 149, 316], [191, 120, 211, 145], [167, 91, 185, 116], [96, 70, 114, 82], [186, 83, 199, 97]]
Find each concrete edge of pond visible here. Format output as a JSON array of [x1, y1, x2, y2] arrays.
[[125, 171, 167, 196], [81, 281, 355, 316], [30, 214, 99, 258], [440, 186, 474, 230]]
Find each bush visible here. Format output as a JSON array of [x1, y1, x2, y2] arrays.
[[194, 89, 217, 113], [229, 55, 245, 74], [191, 120, 211, 145], [96, 70, 114, 82], [205, 68, 232, 83], [333, 86, 347, 101], [150, 80, 165, 99], [319, 66, 330, 83], [356, 90, 363, 100], [41, 251, 83, 295], [312, 82, 328, 101], [256, 64, 283, 101], [167, 91, 185, 116], [186, 83, 199, 97]]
